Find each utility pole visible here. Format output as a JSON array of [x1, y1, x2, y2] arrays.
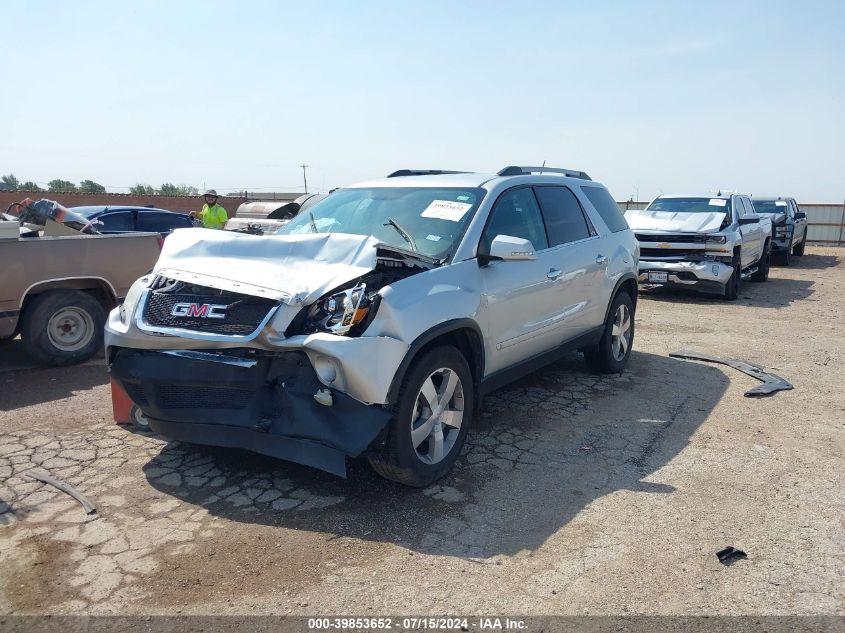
[[300, 164, 309, 194]]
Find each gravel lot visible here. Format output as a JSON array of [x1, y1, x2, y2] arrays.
[[1, 247, 842, 616]]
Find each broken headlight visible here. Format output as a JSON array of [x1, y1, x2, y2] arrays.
[[308, 283, 375, 335]]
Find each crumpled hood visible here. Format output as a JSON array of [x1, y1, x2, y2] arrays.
[[625, 209, 727, 233], [155, 229, 380, 304], [756, 212, 787, 224]]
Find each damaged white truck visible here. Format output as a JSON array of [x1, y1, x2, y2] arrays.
[[107, 167, 639, 486], [626, 193, 773, 300]]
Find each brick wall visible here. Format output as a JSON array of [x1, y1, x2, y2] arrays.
[[0, 191, 248, 217]]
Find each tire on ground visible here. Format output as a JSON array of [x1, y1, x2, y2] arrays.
[[723, 254, 741, 300], [793, 234, 806, 256], [20, 290, 107, 366], [751, 241, 770, 282], [585, 290, 635, 374], [369, 345, 474, 487]]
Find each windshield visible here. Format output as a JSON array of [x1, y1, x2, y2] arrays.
[[646, 197, 731, 214], [276, 187, 485, 258], [750, 200, 788, 214]]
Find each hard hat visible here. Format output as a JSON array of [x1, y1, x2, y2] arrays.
[[204, 189, 219, 197]]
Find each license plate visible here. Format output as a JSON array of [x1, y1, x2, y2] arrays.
[[648, 271, 668, 283]]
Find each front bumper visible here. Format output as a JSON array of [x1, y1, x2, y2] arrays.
[[638, 259, 733, 292], [770, 236, 792, 252], [109, 348, 392, 476]]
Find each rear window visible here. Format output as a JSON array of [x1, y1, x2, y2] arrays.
[[138, 212, 190, 233], [581, 186, 629, 233], [97, 212, 133, 231]]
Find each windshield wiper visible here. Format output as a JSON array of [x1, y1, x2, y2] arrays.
[[309, 211, 318, 233], [383, 217, 417, 251]]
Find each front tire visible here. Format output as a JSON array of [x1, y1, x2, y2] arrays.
[[20, 290, 106, 366], [369, 346, 474, 487], [751, 242, 770, 282], [793, 233, 806, 256], [585, 291, 635, 374], [723, 259, 741, 300]]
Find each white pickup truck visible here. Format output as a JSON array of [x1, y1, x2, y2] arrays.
[[626, 193, 773, 300]]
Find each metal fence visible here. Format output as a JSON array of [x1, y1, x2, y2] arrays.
[[616, 200, 845, 246]]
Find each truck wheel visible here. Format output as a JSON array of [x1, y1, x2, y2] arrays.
[[130, 405, 152, 432], [793, 235, 806, 256], [723, 261, 741, 301], [369, 346, 473, 487], [751, 242, 770, 282], [585, 291, 635, 374], [20, 290, 106, 366], [779, 246, 792, 266]]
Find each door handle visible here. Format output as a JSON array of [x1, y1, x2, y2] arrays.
[[596, 254, 608, 265], [547, 269, 563, 280]]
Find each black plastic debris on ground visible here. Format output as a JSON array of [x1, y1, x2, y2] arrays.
[[716, 546, 747, 565], [670, 350, 793, 397]]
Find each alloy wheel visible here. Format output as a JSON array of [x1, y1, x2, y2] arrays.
[[611, 304, 632, 362], [410, 367, 465, 465]]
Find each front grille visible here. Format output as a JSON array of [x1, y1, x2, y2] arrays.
[[636, 233, 706, 244], [640, 248, 704, 260], [123, 382, 149, 407], [154, 385, 254, 410], [143, 283, 276, 336]]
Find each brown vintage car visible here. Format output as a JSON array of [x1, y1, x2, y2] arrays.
[[1, 199, 163, 366]]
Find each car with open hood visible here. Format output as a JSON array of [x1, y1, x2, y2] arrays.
[[106, 166, 639, 486], [626, 193, 773, 300]]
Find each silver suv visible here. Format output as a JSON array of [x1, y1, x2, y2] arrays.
[[106, 166, 639, 486]]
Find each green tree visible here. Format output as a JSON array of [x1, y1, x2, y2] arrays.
[[78, 179, 106, 194], [158, 183, 199, 196], [19, 181, 41, 191], [2, 174, 20, 189], [47, 179, 78, 193], [129, 183, 156, 195]]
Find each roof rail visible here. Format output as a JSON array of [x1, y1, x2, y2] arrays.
[[497, 165, 591, 180], [387, 169, 468, 178]]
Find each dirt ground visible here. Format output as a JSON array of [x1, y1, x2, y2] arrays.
[[0, 247, 842, 616]]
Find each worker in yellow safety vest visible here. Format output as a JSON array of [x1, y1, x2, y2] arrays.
[[190, 189, 228, 229]]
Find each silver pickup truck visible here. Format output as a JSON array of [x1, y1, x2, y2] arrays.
[[626, 193, 773, 300]]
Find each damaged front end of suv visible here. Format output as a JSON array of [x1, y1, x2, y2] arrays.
[[106, 186, 480, 479]]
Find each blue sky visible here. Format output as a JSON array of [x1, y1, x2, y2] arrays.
[[2, 0, 844, 201]]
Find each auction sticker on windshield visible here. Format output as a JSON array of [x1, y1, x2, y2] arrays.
[[421, 200, 473, 222], [708, 199, 727, 207]]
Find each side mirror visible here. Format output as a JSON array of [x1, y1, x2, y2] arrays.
[[488, 235, 537, 261], [739, 215, 760, 225], [794, 212, 807, 220]]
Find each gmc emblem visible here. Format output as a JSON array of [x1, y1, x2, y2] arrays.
[[171, 302, 227, 319]]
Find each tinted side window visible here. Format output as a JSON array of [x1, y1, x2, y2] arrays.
[[138, 212, 189, 233], [482, 187, 549, 252], [788, 200, 797, 218], [97, 211, 133, 231], [534, 186, 591, 246], [580, 186, 629, 233]]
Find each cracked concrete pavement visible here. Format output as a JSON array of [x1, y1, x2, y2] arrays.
[[0, 248, 842, 615]]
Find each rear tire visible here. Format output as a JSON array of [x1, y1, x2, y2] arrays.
[[20, 290, 106, 366], [369, 346, 474, 487], [751, 242, 770, 282], [585, 291, 635, 374]]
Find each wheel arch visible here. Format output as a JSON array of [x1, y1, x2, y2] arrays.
[[20, 277, 118, 314], [386, 319, 484, 408], [603, 273, 638, 324]]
